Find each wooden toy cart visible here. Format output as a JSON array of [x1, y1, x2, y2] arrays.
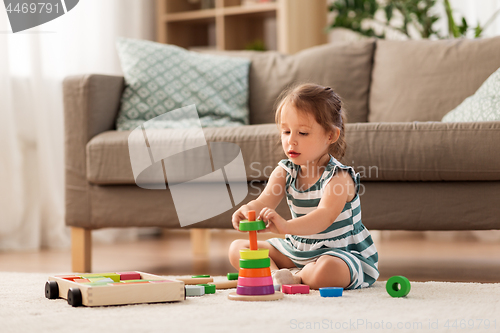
[[45, 271, 185, 307]]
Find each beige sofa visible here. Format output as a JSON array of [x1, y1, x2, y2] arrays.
[[64, 37, 500, 272]]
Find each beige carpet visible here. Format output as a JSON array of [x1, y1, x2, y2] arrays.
[[1, 272, 499, 333]]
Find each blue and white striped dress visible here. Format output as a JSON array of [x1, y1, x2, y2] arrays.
[[267, 156, 379, 289]]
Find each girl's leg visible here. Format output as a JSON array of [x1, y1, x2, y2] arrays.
[[297, 255, 351, 290], [228, 239, 296, 270]]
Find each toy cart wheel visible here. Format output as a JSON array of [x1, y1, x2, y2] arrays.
[[67, 288, 82, 307], [45, 281, 59, 299]]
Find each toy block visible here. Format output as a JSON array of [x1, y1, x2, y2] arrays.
[[210, 280, 238, 289], [237, 276, 273, 287], [87, 277, 108, 283], [236, 285, 275, 296], [175, 277, 213, 285], [239, 220, 266, 232], [191, 275, 210, 278], [74, 278, 90, 283], [240, 257, 271, 269], [121, 279, 151, 283], [117, 272, 141, 281], [282, 284, 310, 294], [319, 287, 343, 297], [239, 249, 269, 260], [55, 275, 83, 282], [239, 267, 271, 278], [386, 275, 411, 297], [228, 291, 284, 301], [185, 285, 205, 297], [274, 284, 281, 292], [80, 273, 120, 282], [197, 284, 216, 294], [227, 273, 238, 280]]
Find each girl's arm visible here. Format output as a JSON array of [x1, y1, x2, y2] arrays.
[[231, 166, 287, 230], [260, 170, 355, 235]]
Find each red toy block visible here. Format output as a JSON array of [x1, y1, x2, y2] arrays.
[[55, 275, 82, 282], [282, 284, 310, 294], [74, 278, 90, 283], [117, 271, 142, 281]]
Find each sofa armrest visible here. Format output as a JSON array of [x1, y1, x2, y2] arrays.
[[63, 74, 124, 227]]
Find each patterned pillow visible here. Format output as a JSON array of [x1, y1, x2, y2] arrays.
[[115, 37, 251, 130], [442, 67, 500, 122]]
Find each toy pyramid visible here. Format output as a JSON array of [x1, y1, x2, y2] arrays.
[[228, 210, 284, 301]]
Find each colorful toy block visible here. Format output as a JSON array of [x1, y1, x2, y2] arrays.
[[192, 275, 210, 278], [227, 273, 238, 280], [197, 284, 216, 294], [73, 278, 90, 283], [386, 275, 411, 297], [239, 249, 269, 260], [117, 272, 141, 280], [236, 285, 275, 295], [282, 284, 310, 294], [237, 276, 273, 287], [240, 257, 271, 269], [55, 275, 83, 282], [185, 285, 205, 297], [319, 287, 343, 297], [239, 267, 271, 278], [80, 273, 120, 282], [274, 284, 281, 292]]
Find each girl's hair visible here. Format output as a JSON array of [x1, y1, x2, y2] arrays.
[[274, 83, 347, 160]]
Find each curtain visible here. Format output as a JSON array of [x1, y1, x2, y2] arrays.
[[0, 0, 156, 251]]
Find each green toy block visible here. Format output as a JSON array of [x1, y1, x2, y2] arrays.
[[239, 220, 266, 231], [191, 275, 210, 278], [239, 257, 271, 269], [80, 273, 120, 282], [386, 276, 411, 297], [197, 284, 216, 294], [227, 273, 239, 280]]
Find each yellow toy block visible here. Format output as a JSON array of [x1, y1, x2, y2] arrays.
[[239, 249, 269, 260]]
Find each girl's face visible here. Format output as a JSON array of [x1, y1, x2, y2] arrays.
[[280, 103, 337, 168]]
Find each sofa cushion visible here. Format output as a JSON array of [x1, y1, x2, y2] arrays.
[[442, 66, 500, 122], [343, 121, 500, 181], [202, 40, 375, 124], [369, 37, 500, 122], [86, 125, 285, 185], [115, 37, 251, 130], [87, 121, 500, 185]]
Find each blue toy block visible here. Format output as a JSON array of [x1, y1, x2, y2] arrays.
[[319, 287, 343, 297]]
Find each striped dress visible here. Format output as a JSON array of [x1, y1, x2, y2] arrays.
[[266, 156, 379, 289]]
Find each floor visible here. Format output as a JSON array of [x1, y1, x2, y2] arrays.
[[1, 230, 499, 283]]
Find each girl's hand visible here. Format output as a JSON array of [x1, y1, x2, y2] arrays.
[[258, 207, 287, 234], [232, 205, 249, 232]]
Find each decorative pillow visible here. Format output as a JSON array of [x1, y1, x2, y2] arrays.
[[442, 67, 500, 122], [115, 37, 251, 130]]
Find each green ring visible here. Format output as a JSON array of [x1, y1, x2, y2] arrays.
[[197, 283, 216, 294], [239, 220, 266, 231], [386, 276, 411, 297], [239, 257, 271, 269]]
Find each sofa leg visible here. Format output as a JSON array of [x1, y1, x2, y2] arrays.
[[71, 227, 92, 273], [190, 229, 211, 257]]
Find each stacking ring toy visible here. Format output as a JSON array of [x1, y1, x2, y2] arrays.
[[386, 275, 411, 297], [239, 220, 266, 231]]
